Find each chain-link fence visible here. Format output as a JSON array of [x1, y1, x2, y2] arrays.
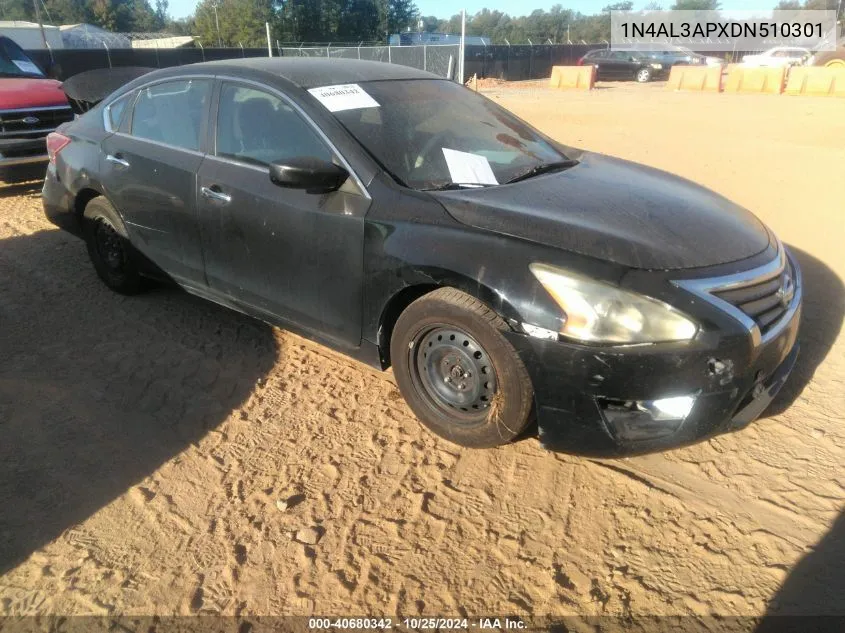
[[280, 44, 460, 79]]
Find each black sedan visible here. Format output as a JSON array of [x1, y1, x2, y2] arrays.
[[577, 49, 670, 82], [43, 58, 801, 456]]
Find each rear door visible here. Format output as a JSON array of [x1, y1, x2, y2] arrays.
[[585, 50, 609, 79], [607, 51, 636, 78], [100, 77, 212, 286], [195, 80, 369, 347]]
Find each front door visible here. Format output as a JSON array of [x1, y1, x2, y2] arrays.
[[100, 78, 212, 285], [196, 81, 369, 348]]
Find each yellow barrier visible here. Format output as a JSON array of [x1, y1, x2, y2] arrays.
[[724, 66, 786, 94], [549, 65, 595, 90], [666, 65, 723, 92], [785, 66, 845, 97]]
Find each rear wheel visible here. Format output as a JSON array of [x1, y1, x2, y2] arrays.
[[636, 67, 652, 83], [391, 288, 534, 448], [83, 196, 143, 295]]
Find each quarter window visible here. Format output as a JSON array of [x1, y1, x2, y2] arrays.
[[130, 79, 211, 151], [106, 91, 133, 132], [216, 83, 333, 167]]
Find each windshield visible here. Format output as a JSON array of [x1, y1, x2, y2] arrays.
[[0, 37, 44, 78], [325, 79, 569, 190]]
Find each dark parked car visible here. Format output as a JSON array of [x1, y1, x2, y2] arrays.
[[577, 49, 669, 82], [43, 58, 801, 456]]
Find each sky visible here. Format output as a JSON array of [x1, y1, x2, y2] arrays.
[[168, 0, 781, 24]]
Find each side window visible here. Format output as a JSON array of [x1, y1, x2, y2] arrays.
[[105, 91, 133, 132], [130, 79, 211, 151], [216, 83, 333, 167]]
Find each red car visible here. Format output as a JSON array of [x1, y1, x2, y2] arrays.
[[0, 35, 74, 181]]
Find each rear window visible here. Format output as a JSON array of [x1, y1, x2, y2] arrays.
[[130, 79, 210, 152]]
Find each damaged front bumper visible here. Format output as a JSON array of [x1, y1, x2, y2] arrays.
[[504, 250, 802, 457]]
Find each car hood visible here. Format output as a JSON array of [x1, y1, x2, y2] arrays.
[[434, 153, 771, 270], [0, 78, 67, 109]]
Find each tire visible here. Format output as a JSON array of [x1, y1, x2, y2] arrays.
[[636, 67, 652, 83], [813, 48, 845, 68], [390, 288, 534, 448], [82, 196, 143, 295]]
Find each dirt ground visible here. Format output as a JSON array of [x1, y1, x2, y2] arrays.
[[1, 82, 843, 622]]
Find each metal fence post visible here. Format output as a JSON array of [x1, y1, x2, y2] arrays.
[[239, 42, 244, 57], [102, 41, 111, 68], [358, 41, 362, 59], [423, 44, 426, 71], [388, 45, 391, 64], [198, 41, 205, 62]]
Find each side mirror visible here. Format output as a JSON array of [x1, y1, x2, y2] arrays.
[[269, 157, 349, 194]]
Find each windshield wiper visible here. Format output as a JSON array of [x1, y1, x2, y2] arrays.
[[420, 182, 496, 191], [505, 159, 579, 184]]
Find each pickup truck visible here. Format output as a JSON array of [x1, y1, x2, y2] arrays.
[[0, 35, 74, 181]]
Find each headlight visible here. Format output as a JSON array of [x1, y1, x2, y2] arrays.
[[529, 263, 698, 344], [650, 63, 663, 69]]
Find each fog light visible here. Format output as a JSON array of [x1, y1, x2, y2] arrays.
[[648, 396, 695, 420], [598, 395, 696, 442]]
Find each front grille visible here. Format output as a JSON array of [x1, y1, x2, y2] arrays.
[[0, 107, 74, 138], [711, 258, 795, 336]]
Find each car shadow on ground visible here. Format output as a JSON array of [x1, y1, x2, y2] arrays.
[[764, 244, 844, 417], [756, 509, 845, 625], [0, 228, 280, 576]]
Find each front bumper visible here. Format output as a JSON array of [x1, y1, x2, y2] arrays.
[[505, 250, 802, 456], [0, 137, 49, 168]]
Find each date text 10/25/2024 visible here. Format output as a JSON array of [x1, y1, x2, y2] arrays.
[[308, 617, 527, 630]]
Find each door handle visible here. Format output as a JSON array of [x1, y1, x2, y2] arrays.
[[201, 186, 232, 204], [106, 154, 130, 168]]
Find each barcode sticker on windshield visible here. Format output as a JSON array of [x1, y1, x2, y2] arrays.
[[12, 60, 41, 75], [442, 148, 499, 186], [308, 84, 379, 112]]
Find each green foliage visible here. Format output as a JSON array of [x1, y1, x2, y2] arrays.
[[670, 0, 720, 9]]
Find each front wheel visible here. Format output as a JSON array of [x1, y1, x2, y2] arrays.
[[812, 48, 845, 68], [390, 288, 534, 448], [636, 67, 652, 83]]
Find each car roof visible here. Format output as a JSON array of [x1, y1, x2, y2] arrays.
[[168, 57, 440, 88]]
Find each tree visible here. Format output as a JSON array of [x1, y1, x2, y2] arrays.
[[195, 0, 273, 46], [670, 0, 720, 8], [419, 14, 438, 32], [602, 2, 633, 11], [387, 0, 417, 34], [643, 1, 663, 9]]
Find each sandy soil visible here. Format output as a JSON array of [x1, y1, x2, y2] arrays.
[[1, 82, 843, 622]]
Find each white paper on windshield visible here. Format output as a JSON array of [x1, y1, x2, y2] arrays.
[[12, 60, 41, 75], [307, 84, 379, 112], [442, 148, 499, 186]]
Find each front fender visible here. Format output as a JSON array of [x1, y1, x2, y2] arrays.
[[363, 219, 575, 356]]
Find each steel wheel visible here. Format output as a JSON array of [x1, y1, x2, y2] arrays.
[[391, 288, 534, 447], [83, 196, 143, 295], [94, 218, 127, 277], [410, 325, 498, 425]]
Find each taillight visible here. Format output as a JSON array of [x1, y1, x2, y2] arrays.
[[46, 132, 71, 164]]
